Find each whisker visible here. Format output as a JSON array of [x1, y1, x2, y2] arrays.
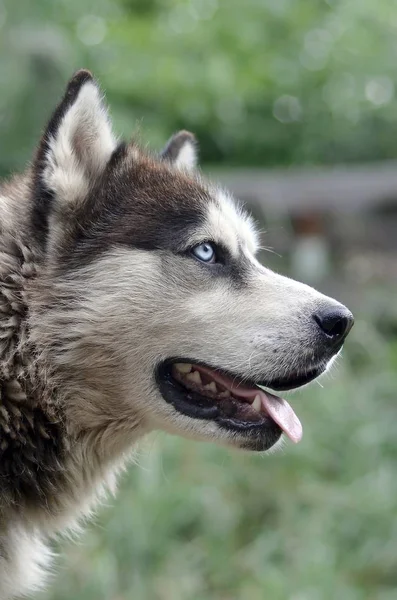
[[257, 246, 282, 258]]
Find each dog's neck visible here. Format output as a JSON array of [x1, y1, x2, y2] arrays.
[[0, 236, 65, 506], [0, 237, 139, 599], [0, 237, 37, 382], [0, 232, 142, 518]]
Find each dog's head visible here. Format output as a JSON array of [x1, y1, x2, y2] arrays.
[[30, 71, 353, 453]]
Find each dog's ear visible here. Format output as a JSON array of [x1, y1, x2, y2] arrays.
[[160, 130, 198, 172], [34, 70, 117, 211]]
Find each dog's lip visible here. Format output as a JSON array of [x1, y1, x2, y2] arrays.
[[155, 359, 321, 446], [264, 367, 324, 392], [191, 363, 302, 443], [162, 359, 324, 393], [156, 361, 281, 452]]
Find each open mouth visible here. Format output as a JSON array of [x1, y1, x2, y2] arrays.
[[156, 360, 322, 451]]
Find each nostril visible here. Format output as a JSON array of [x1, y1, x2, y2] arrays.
[[313, 308, 354, 342], [314, 314, 346, 337]]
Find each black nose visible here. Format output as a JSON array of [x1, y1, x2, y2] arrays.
[[313, 306, 354, 346]]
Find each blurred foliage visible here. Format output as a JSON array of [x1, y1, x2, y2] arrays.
[[2, 2, 397, 599], [40, 294, 397, 600], [2, 0, 397, 176]]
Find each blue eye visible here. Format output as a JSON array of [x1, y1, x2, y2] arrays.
[[191, 242, 216, 263]]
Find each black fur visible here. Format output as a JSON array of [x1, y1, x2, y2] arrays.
[[29, 71, 249, 288], [0, 237, 66, 511], [0, 384, 65, 507], [31, 70, 94, 249], [54, 155, 210, 270], [32, 141, 251, 288]]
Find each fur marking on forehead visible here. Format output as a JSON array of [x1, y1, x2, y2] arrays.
[[203, 190, 259, 256]]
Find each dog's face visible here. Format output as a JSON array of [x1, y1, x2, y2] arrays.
[[32, 71, 353, 453]]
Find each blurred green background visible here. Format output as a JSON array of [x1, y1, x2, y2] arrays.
[[1, 0, 397, 599], [3, 0, 397, 173]]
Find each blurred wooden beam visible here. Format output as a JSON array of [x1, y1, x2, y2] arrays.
[[209, 161, 397, 214]]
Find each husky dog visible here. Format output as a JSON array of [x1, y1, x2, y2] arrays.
[[0, 70, 353, 598]]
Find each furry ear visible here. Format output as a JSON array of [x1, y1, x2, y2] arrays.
[[160, 130, 198, 172], [34, 70, 116, 210]]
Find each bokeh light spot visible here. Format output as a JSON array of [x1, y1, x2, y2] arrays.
[[365, 76, 394, 106], [273, 95, 302, 123], [76, 15, 107, 46], [189, 0, 218, 21]]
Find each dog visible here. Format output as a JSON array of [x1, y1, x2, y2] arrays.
[[0, 70, 353, 598]]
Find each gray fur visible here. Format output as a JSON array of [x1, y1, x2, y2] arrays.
[[0, 71, 351, 598]]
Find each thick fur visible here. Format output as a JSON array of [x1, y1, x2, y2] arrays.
[[0, 71, 351, 598]]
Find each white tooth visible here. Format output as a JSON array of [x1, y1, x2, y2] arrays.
[[252, 395, 261, 412], [204, 382, 217, 393], [175, 363, 192, 374], [218, 390, 231, 399], [186, 370, 202, 385]]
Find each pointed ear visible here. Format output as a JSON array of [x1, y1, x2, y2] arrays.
[[160, 130, 198, 172], [34, 70, 117, 209]]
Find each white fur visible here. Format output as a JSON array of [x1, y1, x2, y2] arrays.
[[0, 196, 15, 233], [43, 81, 116, 206], [0, 527, 52, 600], [174, 138, 197, 171], [0, 75, 350, 599], [38, 238, 337, 455], [0, 187, 344, 598], [191, 189, 259, 257]]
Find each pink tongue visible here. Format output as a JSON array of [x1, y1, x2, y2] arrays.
[[194, 365, 303, 443], [257, 389, 302, 444]]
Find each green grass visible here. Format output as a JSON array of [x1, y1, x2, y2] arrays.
[[41, 308, 397, 600]]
